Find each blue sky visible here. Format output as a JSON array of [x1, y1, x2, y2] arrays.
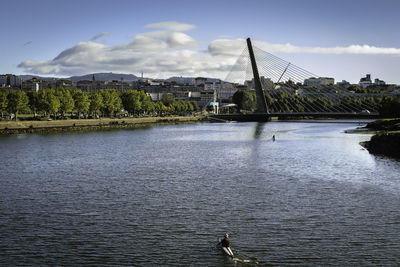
[[2, 0, 400, 84]]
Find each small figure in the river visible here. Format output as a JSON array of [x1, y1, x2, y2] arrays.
[[217, 233, 234, 257], [272, 135, 275, 142], [218, 233, 231, 247]]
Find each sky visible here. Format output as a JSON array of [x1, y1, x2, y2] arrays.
[[2, 0, 400, 84]]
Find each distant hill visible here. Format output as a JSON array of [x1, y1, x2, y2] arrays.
[[19, 73, 222, 85], [165, 76, 222, 85], [20, 75, 59, 81], [165, 77, 195, 85], [69, 73, 139, 82]]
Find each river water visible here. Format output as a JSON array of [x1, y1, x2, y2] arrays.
[[0, 121, 399, 266]]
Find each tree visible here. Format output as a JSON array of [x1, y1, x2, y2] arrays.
[[26, 91, 39, 117], [47, 92, 61, 119], [379, 96, 400, 118], [121, 90, 141, 115], [348, 84, 364, 93], [89, 91, 104, 117], [161, 93, 174, 106], [56, 88, 74, 116], [37, 89, 60, 118], [7, 91, 29, 120], [101, 89, 122, 116], [139, 90, 154, 114], [190, 101, 199, 111], [72, 90, 90, 117], [0, 90, 8, 117], [232, 89, 255, 111]]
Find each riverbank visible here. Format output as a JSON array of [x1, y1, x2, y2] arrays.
[[360, 119, 400, 158], [0, 115, 206, 135]]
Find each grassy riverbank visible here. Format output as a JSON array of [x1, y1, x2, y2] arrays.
[[365, 118, 400, 132], [361, 118, 400, 158], [0, 115, 206, 135]]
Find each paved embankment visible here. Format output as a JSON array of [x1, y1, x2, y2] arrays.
[[0, 116, 206, 135]]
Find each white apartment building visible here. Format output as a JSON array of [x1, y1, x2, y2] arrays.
[[359, 74, 372, 88]]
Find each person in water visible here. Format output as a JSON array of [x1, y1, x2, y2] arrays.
[[218, 233, 231, 247]]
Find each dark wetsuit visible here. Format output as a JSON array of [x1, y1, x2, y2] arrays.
[[220, 237, 231, 248]]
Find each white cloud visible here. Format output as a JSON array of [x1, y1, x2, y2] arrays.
[[17, 25, 400, 80], [208, 39, 400, 56], [166, 32, 197, 47], [208, 39, 247, 56], [144, 21, 196, 32], [90, 32, 109, 41], [255, 41, 400, 55]]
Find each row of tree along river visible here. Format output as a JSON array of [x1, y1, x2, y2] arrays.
[[0, 88, 200, 120]]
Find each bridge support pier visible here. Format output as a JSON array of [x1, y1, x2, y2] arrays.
[[247, 38, 269, 114]]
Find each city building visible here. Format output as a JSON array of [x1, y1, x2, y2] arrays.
[[374, 78, 385, 86], [194, 77, 207, 87], [147, 92, 165, 101], [198, 89, 216, 107], [22, 77, 42, 91], [359, 74, 372, 88], [173, 91, 192, 101], [359, 74, 386, 88], [56, 79, 73, 88], [336, 80, 350, 89], [0, 74, 21, 88], [217, 88, 237, 103], [105, 80, 130, 91], [304, 77, 334, 87]]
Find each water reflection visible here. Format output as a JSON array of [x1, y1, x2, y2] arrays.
[[0, 122, 399, 266], [253, 122, 265, 139]]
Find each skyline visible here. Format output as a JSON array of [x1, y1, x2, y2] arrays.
[[2, 0, 400, 84]]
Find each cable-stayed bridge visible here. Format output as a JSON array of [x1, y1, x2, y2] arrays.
[[213, 38, 384, 121]]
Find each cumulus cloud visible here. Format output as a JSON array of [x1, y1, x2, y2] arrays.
[[208, 39, 246, 56], [90, 32, 109, 41], [17, 23, 400, 79], [17, 24, 227, 78]]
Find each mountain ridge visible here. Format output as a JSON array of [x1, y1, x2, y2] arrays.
[[19, 73, 222, 85]]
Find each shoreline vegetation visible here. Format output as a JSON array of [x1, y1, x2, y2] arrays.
[[0, 115, 206, 135], [359, 118, 400, 159]]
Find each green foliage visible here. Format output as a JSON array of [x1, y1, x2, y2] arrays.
[[47, 92, 61, 116], [379, 96, 400, 118], [1, 88, 200, 119], [140, 90, 154, 113], [26, 91, 39, 116], [121, 90, 142, 114], [232, 89, 256, 111], [72, 89, 90, 116], [56, 88, 74, 115], [264, 90, 387, 114], [0, 90, 8, 116], [36, 89, 61, 117], [7, 91, 30, 120], [154, 101, 167, 114], [161, 93, 174, 106], [89, 91, 104, 116], [100, 89, 121, 115]]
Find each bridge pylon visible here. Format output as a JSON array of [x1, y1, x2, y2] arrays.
[[247, 38, 269, 114]]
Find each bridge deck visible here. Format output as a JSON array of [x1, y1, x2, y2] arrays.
[[210, 112, 379, 122]]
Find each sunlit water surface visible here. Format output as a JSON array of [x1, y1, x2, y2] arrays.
[[1, 121, 399, 266]]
